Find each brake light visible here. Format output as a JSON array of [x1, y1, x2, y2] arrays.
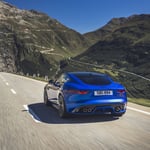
[[78, 90, 88, 94], [65, 90, 88, 95], [117, 89, 126, 96]]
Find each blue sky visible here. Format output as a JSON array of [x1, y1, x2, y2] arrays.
[[4, 0, 150, 34]]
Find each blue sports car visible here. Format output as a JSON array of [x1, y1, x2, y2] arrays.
[[44, 72, 127, 118]]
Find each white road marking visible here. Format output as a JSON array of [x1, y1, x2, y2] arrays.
[[6, 82, 9, 86], [23, 105, 41, 123], [10, 89, 16, 94], [127, 106, 150, 116]]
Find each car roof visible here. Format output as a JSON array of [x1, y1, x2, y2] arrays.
[[67, 71, 106, 76]]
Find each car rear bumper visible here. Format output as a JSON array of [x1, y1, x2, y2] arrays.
[[66, 98, 127, 115]]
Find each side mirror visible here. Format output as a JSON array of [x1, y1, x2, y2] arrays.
[[48, 79, 54, 84]]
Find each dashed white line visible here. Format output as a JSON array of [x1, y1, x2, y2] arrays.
[[10, 89, 17, 95], [6, 82, 9, 86], [127, 106, 150, 116], [23, 105, 41, 123]]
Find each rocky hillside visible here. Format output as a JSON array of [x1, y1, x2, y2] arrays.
[[0, 1, 89, 75], [80, 14, 150, 78]]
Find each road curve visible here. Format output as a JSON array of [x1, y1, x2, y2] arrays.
[[0, 72, 150, 150]]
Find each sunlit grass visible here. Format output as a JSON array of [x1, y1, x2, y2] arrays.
[[128, 97, 150, 107], [93, 68, 119, 77]]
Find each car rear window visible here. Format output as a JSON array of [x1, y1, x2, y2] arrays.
[[75, 74, 111, 85]]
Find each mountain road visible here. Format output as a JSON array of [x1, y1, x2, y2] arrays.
[[0, 72, 150, 150]]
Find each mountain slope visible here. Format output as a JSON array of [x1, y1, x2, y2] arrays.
[[67, 14, 150, 99], [79, 14, 150, 78], [0, 1, 89, 75]]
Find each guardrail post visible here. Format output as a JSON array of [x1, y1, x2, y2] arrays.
[[45, 75, 48, 81], [26, 73, 29, 76], [33, 74, 36, 78]]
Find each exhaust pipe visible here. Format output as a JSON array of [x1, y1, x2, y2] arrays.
[[83, 108, 88, 112], [83, 108, 93, 113], [88, 108, 93, 112], [115, 106, 121, 112]]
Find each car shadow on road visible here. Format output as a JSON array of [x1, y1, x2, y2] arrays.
[[27, 102, 119, 124]]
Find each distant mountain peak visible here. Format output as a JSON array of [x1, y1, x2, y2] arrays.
[[84, 14, 150, 44]]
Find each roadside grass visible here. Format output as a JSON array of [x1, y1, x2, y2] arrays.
[[17, 73, 48, 82], [128, 97, 150, 107], [35, 77, 46, 82], [93, 68, 119, 77], [27, 76, 48, 82]]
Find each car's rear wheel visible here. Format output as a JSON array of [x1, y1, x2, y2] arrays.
[[44, 89, 51, 106], [58, 95, 68, 118]]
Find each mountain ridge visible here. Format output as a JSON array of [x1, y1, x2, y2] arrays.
[[83, 14, 150, 44]]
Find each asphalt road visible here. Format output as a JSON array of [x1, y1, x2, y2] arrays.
[[0, 72, 150, 150]]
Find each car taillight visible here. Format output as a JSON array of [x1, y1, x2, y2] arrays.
[[65, 90, 88, 95], [78, 90, 89, 94], [117, 89, 126, 96]]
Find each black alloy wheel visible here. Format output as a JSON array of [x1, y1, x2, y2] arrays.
[[44, 89, 51, 106], [58, 95, 68, 118]]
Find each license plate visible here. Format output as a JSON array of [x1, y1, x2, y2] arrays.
[[94, 90, 113, 96]]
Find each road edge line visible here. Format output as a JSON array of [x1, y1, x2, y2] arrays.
[[127, 106, 150, 116], [10, 89, 17, 94], [23, 105, 41, 123]]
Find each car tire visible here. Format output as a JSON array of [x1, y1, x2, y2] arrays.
[[58, 95, 68, 118], [44, 89, 51, 106]]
